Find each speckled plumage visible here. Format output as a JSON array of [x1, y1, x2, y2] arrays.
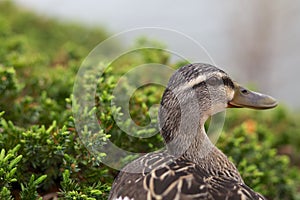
[[109, 63, 269, 200], [110, 152, 265, 200]]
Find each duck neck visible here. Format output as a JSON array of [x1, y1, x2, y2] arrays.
[[181, 124, 215, 163], [159, 97, 215, 160], [163, 118, 215, 162], [158, 88, 242, 181]]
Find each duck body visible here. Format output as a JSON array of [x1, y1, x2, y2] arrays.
[[110, 151, 265, 200], [109, 63, 277, 200]]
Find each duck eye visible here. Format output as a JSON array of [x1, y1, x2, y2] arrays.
[[206, 77, 221, 86]]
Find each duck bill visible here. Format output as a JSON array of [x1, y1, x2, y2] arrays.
[[228, 83, 278, 110]]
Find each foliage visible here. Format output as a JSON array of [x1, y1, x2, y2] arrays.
[[59, 169, 110, 200], [0, 1, 299, 199], [20, 174, 47, 200], [217, 121, 300, 200], [0, 144, 22, 199]]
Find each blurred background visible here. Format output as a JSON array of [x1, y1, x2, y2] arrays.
[[13, 0, 300, 110], [1, 1, 300, 199]]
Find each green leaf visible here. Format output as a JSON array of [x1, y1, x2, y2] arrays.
[[0, 149, 5, 161], [8, 155, 22, 169], [33, 174, 47, 185]]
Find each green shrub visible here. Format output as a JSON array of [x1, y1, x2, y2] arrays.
[[0, 145, 22, 199], [217, 122, 300, 200], [20, 174, 47, 200], [59, 169, 110, 200]]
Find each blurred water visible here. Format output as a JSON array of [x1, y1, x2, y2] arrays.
[[13, 0, 300, 110]]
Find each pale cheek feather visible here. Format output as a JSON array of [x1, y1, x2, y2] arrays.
[[179, 75, 207, 91], [227, 87, 235, 101]]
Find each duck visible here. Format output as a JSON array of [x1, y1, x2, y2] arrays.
[[109, 63, 277, 200]]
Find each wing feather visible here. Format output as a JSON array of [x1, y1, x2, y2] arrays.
[[109, 153, 265, 200]]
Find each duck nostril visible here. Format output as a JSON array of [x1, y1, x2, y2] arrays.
[[241, 89, 249, 94]]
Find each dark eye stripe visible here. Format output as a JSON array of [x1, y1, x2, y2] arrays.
[[222, 77, 234, 88], [192, 77, 234, 90], [192, 81, 205, 90]]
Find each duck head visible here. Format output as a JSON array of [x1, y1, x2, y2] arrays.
[[158, 63, 277, 155]]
